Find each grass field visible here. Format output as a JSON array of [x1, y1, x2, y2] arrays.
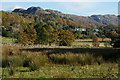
[[0, 36, 15, 44], [2, 63, 118, 78], [0, 37, 119, 78], [1, 44, 120, 78], [72, 39, 111, 47], [0, 36, 112, 49]]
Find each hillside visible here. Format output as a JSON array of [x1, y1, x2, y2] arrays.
[[89, 15, 118, 26], [12, 6, 118, 27], [1, 7, 119, 45]]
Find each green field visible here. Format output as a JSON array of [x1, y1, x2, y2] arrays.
[[0, 36, 111, 48], [0, 36, 15, 44], [72, 41, 111, 48], [2, 63, 118, 78]]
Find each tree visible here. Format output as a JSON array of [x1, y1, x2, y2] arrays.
[[34, 23, 53, 45], [2, 27, 13, 37], [58, 30, 75, 46], [17, 24, 37, 45], [74, 31, 81, 39], [39, 27, 49, 44], [109, 28, 120, 48], [92, 35, 100, 47], [89, 32, 100, 47], [48, 30, 59, 45]]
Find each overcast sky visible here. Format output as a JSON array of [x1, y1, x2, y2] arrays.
[[1, 2, 118, 16]]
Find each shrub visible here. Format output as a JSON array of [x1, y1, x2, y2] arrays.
[[29, 59, 41, 71], [2, 45, 12, 56], [108, 29, 120, 48], [23, 57, 32, 67], [2, 57, 10, 68], [113, 39, 120, 48], [92, 42, 100, 47], [8, 66, 15, 76], [104, 42, 110, 47], [91, 34, 100, 47], [26, 53, 48, 71], [2, 56, 24, 68], [96, 56, 104, 65], [78, 53, 95, 65], [11, 56, 24, 67]]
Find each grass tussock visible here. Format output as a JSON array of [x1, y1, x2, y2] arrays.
[[2, 45, 49, 71], [1, 44, 119, 78], [49, 52, 104, 65]]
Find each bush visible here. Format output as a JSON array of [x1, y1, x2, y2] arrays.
[[108, 29, 120, 48], [11, 56, 24, 67], [8, 66, 15, 76], [113, 39, 120, 48], [26, 54, 48, 71], [2, 57, 10, 68], [2, 56, 24, 68], [29, 59, 40, 71], [92, 42, 100, 47], [78, 53, 95, 65], [23, 57, 32, 67], [92, 35, 100, 47], [104, 42, 110, 47]]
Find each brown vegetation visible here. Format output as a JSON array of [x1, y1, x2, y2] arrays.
[[1, 44, 120, 78]]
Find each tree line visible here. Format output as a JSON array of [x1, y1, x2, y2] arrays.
[[1, 11, 120, 47]]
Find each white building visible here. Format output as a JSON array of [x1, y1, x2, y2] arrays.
[[74, 28, 87, 31]]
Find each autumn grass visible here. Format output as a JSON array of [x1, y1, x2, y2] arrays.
[[1, 44, 120, 78], [72, 41, 111, 47], [0, 36, 111, 48], [49, 52, 104, 65]]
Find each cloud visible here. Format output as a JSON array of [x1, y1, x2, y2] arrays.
[[11, 5, 23, 10]]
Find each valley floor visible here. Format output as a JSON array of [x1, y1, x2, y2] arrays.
[[1, 40, 120, 79], [2, 63, 118, 78]]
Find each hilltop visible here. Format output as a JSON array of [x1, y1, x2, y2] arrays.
[[12, 6, 118, 26]]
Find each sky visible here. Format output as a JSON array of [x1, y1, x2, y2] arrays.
[[1, 0, 119, 2], [1, 2, 118, 16]]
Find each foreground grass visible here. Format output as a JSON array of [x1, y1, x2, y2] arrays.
[[2, 63, 118, 78], [1, 44, 120, 78]]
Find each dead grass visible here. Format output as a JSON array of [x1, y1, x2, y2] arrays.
[[1, 44, 120, 78], [2, 44, 120, 68], [49, 52, 104, 65], [75, 38, 111, 42]]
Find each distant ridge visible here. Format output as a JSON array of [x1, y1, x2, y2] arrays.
[[12, 6, 118, 26]]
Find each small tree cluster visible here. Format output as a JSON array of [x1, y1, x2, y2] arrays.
[[88, 32, 100, 47], [17, 22, 75, 46], [17, 24, 37, 45], [58, 30, 75, 46], [109, 29, 120, 48]]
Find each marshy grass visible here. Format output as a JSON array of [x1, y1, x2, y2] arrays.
[[1, 44, 120, 78], [49, 52, 104, 65], [2, 45, 49, 71]]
